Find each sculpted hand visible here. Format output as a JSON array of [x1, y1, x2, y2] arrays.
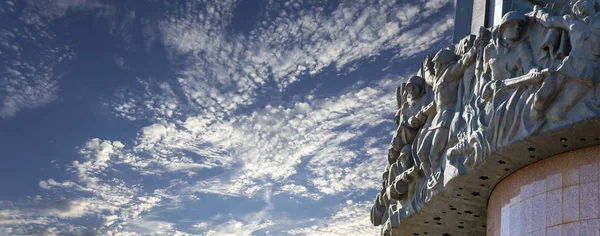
[[527, 6, 544, 21], [407, 113, 423, 128], [526, 9, 536, 19], [531, 68, 550, 83], [535, 6, 547, 20]]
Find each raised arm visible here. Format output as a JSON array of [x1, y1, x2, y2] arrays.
[[448, 43, 478, 78], [531, 7, 573, 30], [407, 101, 435, 128]]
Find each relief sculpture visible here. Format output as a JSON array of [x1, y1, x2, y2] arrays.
[[371, 1, 600, 233], [530, 1, 600, 121]]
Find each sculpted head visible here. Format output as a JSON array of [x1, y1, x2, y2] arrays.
[[405, 76, 425, 102], [432, 49, 457, 76], [572, 0, 597, 18], [499, 11, 527, 41]]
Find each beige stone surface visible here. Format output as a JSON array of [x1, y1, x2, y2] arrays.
[[488, 145, 600, 236]]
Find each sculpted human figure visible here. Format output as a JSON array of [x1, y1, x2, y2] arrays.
[[386, 76, 430, 197], [372, 76, 429, 226], [370, 188, 387, 226], [483, 11, 536, 82], [446, 12, 538, 164], [389, 76, 429, 163], [393, 77, 429, 127], [386, 149, 418, 208], [417, 40, 484, 185], [529, 1, 600, 121]]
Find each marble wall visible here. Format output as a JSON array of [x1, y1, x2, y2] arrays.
[[487, 145, 600, 236]]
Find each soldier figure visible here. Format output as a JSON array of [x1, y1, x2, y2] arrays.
[[446, 11, 538, 165], [483, 11, 535, 82], [417, 38, 484, 186], [386, 145, 419, 208], [387, 75, 431, 192], [372, 75, 430, 226], [389, 76, 429, 164]]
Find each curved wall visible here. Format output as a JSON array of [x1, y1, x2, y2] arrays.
[[487, 145, 600, 236]]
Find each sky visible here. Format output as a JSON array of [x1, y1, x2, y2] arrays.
[[0, 0, 455, 235]]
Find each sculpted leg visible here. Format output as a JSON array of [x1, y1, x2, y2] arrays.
[[417, 132, 434, 177], [532, 75, 560, 121], [429, 128, 450, 174], [547, 79, 590, 122]]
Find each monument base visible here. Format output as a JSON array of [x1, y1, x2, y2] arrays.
[[487, 145, 600, 235]]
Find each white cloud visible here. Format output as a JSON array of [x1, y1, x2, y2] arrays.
[[113, 79, 184, 122], [74, 138, 125, 180], [0, 208, 51, 226], [200, 219, 274, 236], [0, 0, 84, 119], [285, 201, 378, 236], [29, 138, 183, 234], [0, 0, 141, 119], [197, 191, 277, 236], [0, 72, 60, 119], [127, 219, 175, 235], [188, 194, 200, 201], [193, 222, 209, 230], [275, 184, 322, 199], [142, 78, 395, 200], [0, 27, 73, 119], [21, 0, 112, 26]]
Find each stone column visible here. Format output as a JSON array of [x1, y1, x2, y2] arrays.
[[453, 0, 474, 43], [470, 0, 489, 35]]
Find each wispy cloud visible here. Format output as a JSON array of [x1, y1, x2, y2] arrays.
[[0, 25, 73, 119], [0, 0, 139, 119], [112, 79, 184, 122], [168, 79, 395, 199], [32, 138, 182, 234], [20, 73, 398, 235], [104, 0, 455, 203], [21, 0, 112, 26], [285, 201, 379, 235], [191, 190, 278, 236], [149, 0, 453, 122]]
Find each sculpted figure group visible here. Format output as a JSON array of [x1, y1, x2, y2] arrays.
[[372, 0, 600, 230]]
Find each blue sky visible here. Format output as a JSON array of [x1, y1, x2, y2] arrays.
[[0, 0, 454, 235]]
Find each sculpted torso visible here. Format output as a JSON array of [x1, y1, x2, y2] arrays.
[[433, 67, 460, 111], [571, 18, 600, 58], [484, 40, 534, 80]]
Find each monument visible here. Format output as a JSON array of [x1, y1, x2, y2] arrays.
[[371, 0, 600, 235]]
